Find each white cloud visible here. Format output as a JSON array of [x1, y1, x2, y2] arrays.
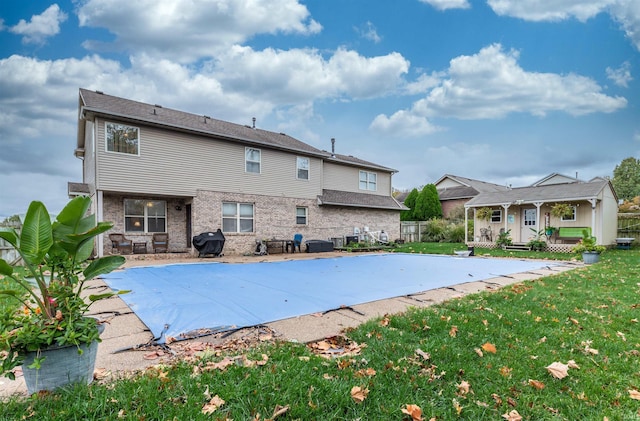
[[419, 0, 471, 11], [213, 46, 409, 101], [77, 0, 322, 62], [606, 61, 633, 87], [487, 0, 615, 22], [370, 110, 441, 137], [355, 21, 382, 43], [9, 4, 67, 44], [419, 43, 627, 119], [369, 43, 627, 137], [487, 0, 640, 51], [609, 0, 640, 51]]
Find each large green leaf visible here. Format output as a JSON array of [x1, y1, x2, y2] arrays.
[[82, 255, 125, 281], [0, 258, 13, 276], [55, 196, 91, 227], [19, 201, 53, 265], [0, 228, 18, 249]]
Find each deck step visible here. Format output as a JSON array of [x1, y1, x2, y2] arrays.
[[503, 243, 531, 251]]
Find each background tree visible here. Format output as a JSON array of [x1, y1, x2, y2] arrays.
[[414, 184, 442, 220], [612, 157, 640, 200], [400, 188, 419, 221]]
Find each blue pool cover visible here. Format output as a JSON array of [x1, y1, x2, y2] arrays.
[[101, 253, 561, 343]]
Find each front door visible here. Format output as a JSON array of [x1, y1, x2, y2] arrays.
[[521, 208, 537, 242]]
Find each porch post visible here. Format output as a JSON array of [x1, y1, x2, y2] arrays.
[[464, 206, 469, 244], [588, 198, 597, 240], [501, 203, 511, 234], [533, 202, 544, 233], [97, 190, 104, 258]]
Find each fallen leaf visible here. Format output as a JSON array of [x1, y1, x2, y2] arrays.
[[202, 395, 225, 414], [528, 379, 545, 390], [268, 404, 289, 419], [502, 409, 522, 420], [546, 362, 569, 379], [401, 404, 423, 421], [452, 398, 462, 415], [629, 389, 640, 400], [415, 348, 430, 360], [457, 380, 471, 396], [499, 366, 512, 377], [481, 342, 497, 354], [617, 331, 627, 342], [450, 326, 458, 337], [351, 386, 369, 403], [474, 348, 483, 357], [567, 360, 580, 369]]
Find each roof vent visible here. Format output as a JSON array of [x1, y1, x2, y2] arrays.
[[95, 90, 103, 94], [279, 132, 286, 136], [203, 115, 210, 123], [331, 138, 335, 158], [154, 104, 163, 108], [252, 117, 256, 129]]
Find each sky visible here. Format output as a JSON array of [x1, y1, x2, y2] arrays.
[[1, 0, 639, 219]]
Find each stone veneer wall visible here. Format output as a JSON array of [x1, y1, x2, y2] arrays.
[[102, 194, 188, 255], [193, 190, 401, 255]]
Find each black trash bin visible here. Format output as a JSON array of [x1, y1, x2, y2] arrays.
[[467, 246, 475, 256]]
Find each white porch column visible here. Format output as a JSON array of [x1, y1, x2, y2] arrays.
[[588, 198, 597, 240], [533, 201, 544, 233], [501, 203, 511, 234], [464, 206, 470, 244]]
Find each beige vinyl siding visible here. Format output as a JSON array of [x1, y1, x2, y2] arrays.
[[322, 162, 391, 196], [95, 118, 322, 199]]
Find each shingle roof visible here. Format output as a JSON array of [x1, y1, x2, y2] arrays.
[[318, 189, 408, 210], [78, 89, 396, 172], [465, 179, 611, 207]]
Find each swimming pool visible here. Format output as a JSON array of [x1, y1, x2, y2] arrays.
[[101, 253, 564, 343]]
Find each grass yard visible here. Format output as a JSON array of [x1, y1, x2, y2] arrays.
[[2, 245, 639, 420]]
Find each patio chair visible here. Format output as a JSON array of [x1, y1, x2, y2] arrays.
[[109, 233, 133, 254], [152, 233, 169, 253], [289, 233, 303, 253]]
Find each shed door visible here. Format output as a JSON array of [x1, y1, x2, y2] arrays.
[[521, 208, 537, 241]]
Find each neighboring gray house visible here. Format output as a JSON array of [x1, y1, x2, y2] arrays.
[[433, 174, 509, 218], [71, 89, 406, 256]]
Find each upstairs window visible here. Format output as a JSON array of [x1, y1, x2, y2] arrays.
[[245, 148, 261, 173], [222, 202, 254, 233], [297, 157, 309, 180], [106, 122, 139, 155], [359, 171, 377, 191], [491, 210, 502, 223], [561, 206, 577, 221], [124, 199, 166, 232]]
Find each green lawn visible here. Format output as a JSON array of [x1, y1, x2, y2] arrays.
[[2, 245, 639, 420]]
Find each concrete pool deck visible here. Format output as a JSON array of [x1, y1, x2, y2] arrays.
[[0, 251, 583, 397]]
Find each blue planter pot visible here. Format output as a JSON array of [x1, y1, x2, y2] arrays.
[[582, 251, 600, 264]]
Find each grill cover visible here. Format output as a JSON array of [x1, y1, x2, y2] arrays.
[[192, 229, 225, 257]]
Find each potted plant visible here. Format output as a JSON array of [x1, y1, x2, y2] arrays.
[[0, 197, 127, 393], [475, 207, 493, 221], [572, 229, 606, 264], [545, 226, 556, 236], [551, 203, 573, 219], [495, 229, 513, 248], [526, 228, 547, 251]]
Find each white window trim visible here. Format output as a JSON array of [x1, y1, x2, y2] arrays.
[[296, 206, 308, 225], [222, 202, 255, 233], [561, 205, 577, 222], [124, 199, 166, 233], [359, 170, 377, 191], [296, 157, 309, 180], [245, 147, 261, 174], [105, 122, 140, 156]]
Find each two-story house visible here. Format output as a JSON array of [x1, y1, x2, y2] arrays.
[[71, 89, 406, 256]]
